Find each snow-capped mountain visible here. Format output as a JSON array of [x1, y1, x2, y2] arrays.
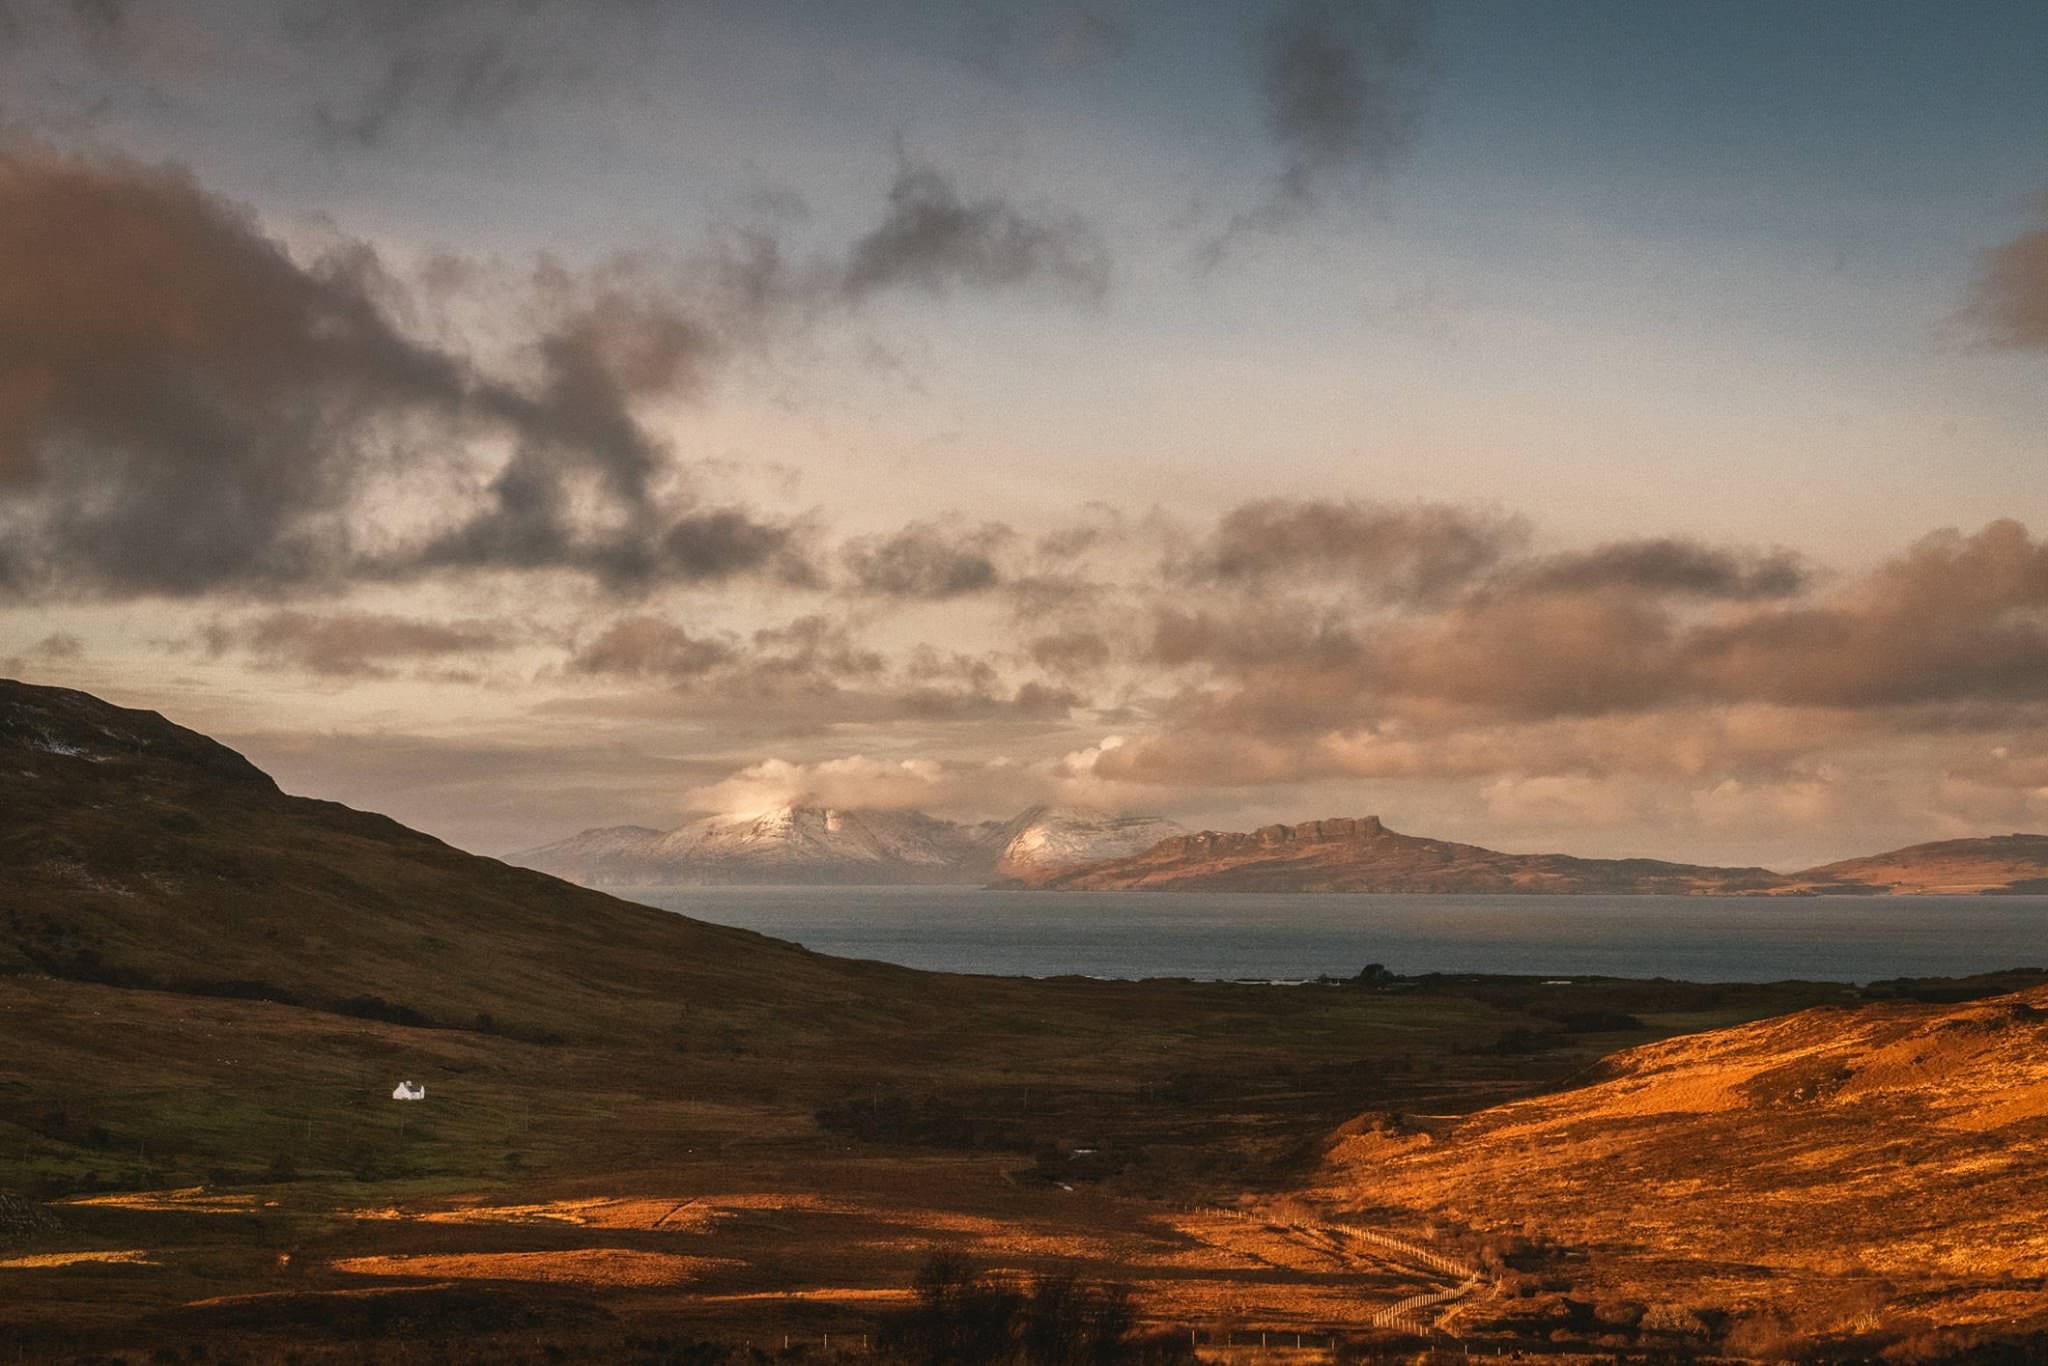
[[508, 804, 1184, 887], [987, 806, 1189, 881]]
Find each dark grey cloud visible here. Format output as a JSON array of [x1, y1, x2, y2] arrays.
[[1961, 206, 2048, 349], [569, 616, 734, 680], [1201, 0, 1432, 264], [1174, 498, 1525, 603], [0, 145, 485, 597], [1134, 518, 2048, 736], [396, 246, 826, 592], [562, 608, 1082, 732], [841, 161, 1110, 303], [569, 612, 883, 692], [1515, 537, 1809, 601], [746, 614, 890, 686], [1, 627, 84, 676], [1259, 0, 1430, 204], [1028, 628, 1112, 677], [1677, 519, 2048, 708], [214, 609, 511, 678], [0, 146, 811, 600], [1146, 604, 1363, 675], [842, 520, 1013, 599], [285, 0, 661, 150], [0, 144, 1120, 603]]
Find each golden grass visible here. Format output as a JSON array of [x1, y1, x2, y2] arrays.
[[65, 1187, 272, 1214], [0, 1249, 158, 1269], [1314, 986, 2048, 1325], [332, 1248, 743, 1288], [350, 1196, 727, 1232]]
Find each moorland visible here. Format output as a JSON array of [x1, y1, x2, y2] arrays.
[[4, 680, 2047, 1363]]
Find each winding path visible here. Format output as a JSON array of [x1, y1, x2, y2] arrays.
[[1191, 1204, 1490, 1334]]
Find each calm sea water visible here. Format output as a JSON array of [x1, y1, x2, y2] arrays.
[[628, 886, 2048, 983]]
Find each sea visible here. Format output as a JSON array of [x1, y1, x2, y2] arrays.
[[628, 886, 2048, 984]]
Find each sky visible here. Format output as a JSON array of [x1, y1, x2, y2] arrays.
[[3, 0, 2047, 868]]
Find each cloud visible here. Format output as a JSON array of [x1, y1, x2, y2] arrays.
[[0, 142, 1134, 603], [1960, 202, 2048, 349], [840, 160, 1111, 303], [0, 144, 824, 600], [1678, 518, 2048, 707], [568, 616, 734, 680], [1479, 772, 1640, 831], [1056, 519, 2048, 814], [1514, 537, 1808, 600], [286, 0, 663, 150], [1201, 0, 1433, 263], [1173, 498, 1524, 602], [1258, 0, 1431, 205], [213, 609, 510, 678], [567, 611, 877, 692], [1028, 628, 1112, 677], [745, 614, 891, 687], [560, 607, 1087, 736], [1154, 516, 2048, 720], [682, 754, 967, 817], [842, 520, 1012, 598], [1, 627, 85, 676], [0, 145, 479, 596]]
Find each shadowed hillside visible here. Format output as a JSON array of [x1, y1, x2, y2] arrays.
[[1, 678, 917, 1043]]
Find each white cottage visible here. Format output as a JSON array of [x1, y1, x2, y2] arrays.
[[391, 1080, 426, 1101]]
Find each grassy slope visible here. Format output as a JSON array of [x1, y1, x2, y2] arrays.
[[1, 679, 925, 1045], [1314, 984, 2048, 1343], [1795, 832, 2048, 894]]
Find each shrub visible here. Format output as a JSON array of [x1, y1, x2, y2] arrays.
[[876, 1253, 1192, 1365]]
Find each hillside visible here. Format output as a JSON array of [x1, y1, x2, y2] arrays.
[[1312, 983, 2048, 1345], [1025, 815, 1791, 893], [1025, 814, 2048, 895], [0, 679, 908, 1041], [1796, 832, 2048, 894], [510, 803, 1183, 887]]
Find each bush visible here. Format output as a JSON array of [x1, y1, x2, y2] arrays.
[[876, 1253, 1192, 1365]]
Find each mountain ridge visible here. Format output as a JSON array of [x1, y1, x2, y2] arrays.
[[509, 803, 1186, 887], [0, 677, 910, 1039], [1020, 813, 2048, 896]]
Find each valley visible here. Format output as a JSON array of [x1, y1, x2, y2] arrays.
[[6, 681, 2048, 1362]]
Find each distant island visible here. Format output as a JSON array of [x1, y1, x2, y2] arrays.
[[509, 805, 1186, 887], [1012, 815, 2048, 896], [514, 802, 2048, 896]]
